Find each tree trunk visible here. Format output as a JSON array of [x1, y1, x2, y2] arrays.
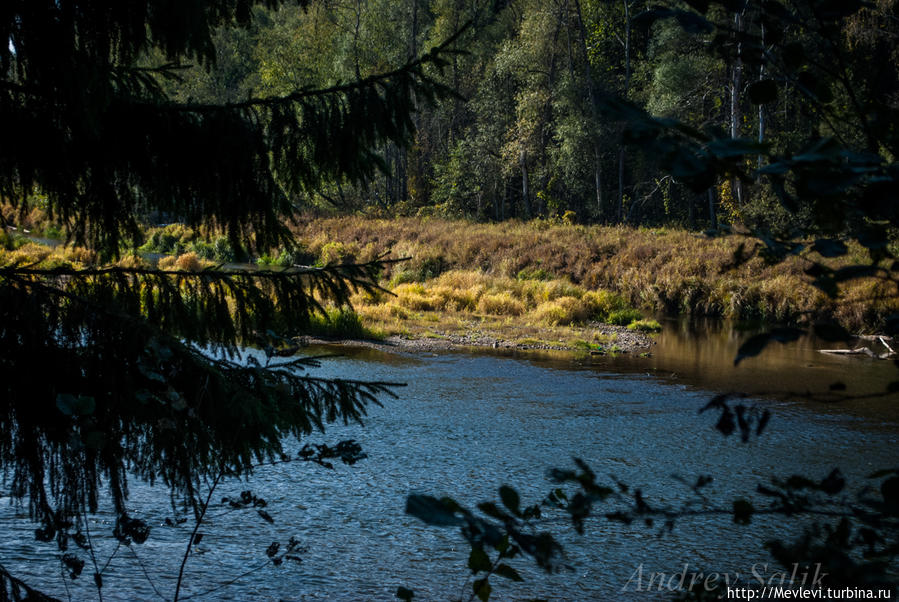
[[730, 8, 744, 207], [520, 149, 531, 218], [573, 0, 604, 221], [708, 187, 718, 230], [618, 0, 632, 223], [688, 189, 696, 229], [758, 21, 765, 170]]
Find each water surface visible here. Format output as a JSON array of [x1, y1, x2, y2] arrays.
[[1, 328, 897, 600]]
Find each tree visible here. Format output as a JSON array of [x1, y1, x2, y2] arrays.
[[0, 0, 459, 597]]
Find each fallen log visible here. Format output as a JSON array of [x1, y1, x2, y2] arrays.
[[818, 347, 893, 359]]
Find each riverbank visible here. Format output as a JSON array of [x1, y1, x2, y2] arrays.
[[305, 318, 655, 355], [5, 210, 897, 335], [289, 216, 896, 333]]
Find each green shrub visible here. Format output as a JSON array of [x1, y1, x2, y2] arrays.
[[607, 308, 643, 326], [582, 290, 629, 320], [627, 319, 662, 332], [516, 266, 552, 281], [307, 307, 373, 339]]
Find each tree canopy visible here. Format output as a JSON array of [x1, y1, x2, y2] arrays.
[[0, 1, 459, 596]]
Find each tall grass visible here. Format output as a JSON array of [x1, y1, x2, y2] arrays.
[[292, 216, 895, 332]]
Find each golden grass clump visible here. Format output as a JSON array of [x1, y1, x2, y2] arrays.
[[538, 279, 584, 302], [116, 254, 151, 269], [431, 285, 480, 311], [394, 283, 442, 311], [158, 252, 212, 272], [5, 242, 52, 265], [582, 289, 629, 320], [477, 292, 526, 316], [533, 296, 592, 326], [358, 303, 411, 322]]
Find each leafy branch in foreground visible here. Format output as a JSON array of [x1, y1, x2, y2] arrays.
[[0, 257, 402, 597], [403, 394, 899, 600]]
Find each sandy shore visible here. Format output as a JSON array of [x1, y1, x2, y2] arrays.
[[305, 321, 655, 355]]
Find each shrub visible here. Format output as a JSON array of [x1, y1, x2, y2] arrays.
[[432, 285, 480, 312], [478, 293, 526, 316], [516, 266, 552, 280], [539, 279, 584, 302], [318, 241, 349, 266], [534, 296, 591, 326], [308, 307, 373, 339], [607, 308, 643, 326], [116, 254, 151, 269], [627, 319, 662, 332], [158, 252, 212, 272], [582, 290, 629, 321], [394, 283, 441, 311]]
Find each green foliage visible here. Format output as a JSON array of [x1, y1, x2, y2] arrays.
[[607, 308, 643, 326], [516, 266, 552, 281], [307, 307, 374, 340], [626, 318, 662, 332]]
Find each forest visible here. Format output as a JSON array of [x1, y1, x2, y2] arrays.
[[164, 0, 898, 234]]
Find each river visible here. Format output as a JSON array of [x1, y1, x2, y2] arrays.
[[2, 323, 897, 600]]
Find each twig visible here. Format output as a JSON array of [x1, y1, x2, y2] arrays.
[[177, 558, 279, 600], [125, 546, 168, 602], [173, 470, 224, 601], [80, 515, 104, 602]]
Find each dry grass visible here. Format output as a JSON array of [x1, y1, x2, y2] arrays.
[[158, 252, 214, 271], [291, 216, 897, 332]]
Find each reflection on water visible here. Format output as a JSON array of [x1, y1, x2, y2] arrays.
[[494, 318, 899, 425], [1, 324, 897, 600]]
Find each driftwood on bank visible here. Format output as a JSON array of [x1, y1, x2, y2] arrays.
[[818, 336, 896, 359]]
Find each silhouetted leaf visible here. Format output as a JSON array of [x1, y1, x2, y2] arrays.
[[707, 138, 768, 158], [473, 577, 492, 602], [733, 499, 754, 525], [494, 564, 524, 582], [55, 394, 96, 417], [819, 469, 845, 495], [716, 407, 736, 436], [477, 502, 509, 522], [753, 412, 769, 439], [469, 547, 492, 573], [62, 554, 85, 579], [499, 486, 520, 516], [881, 477, 899, 511], [114, 514, 150, 545], [405, 495, 463, 526]]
